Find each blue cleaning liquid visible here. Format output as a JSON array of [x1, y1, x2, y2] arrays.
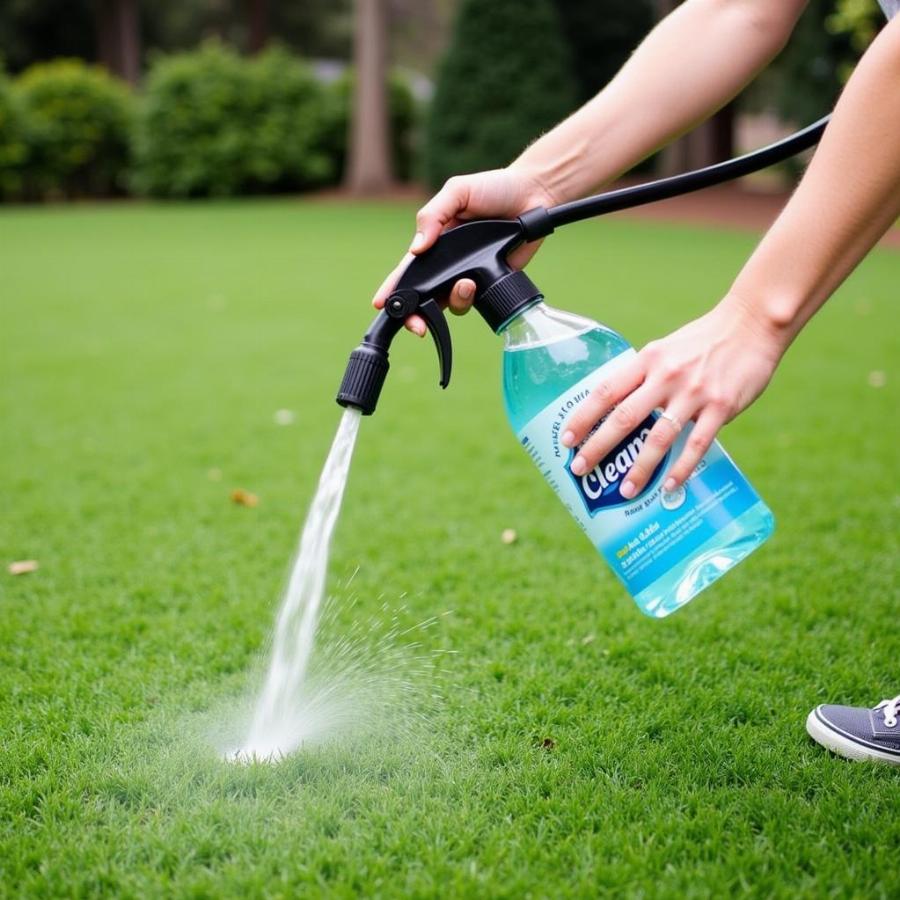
[[501, 299, 774, 617]]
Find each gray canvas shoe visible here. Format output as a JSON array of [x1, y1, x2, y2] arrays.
[[806, 695, 900, 765]]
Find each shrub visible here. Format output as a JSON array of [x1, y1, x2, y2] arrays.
[[0, 71, 29, 199], [752, 0, 863, 125], [132, 42, 333, 197], [15, 59, 133, 199], [424, 0, 577, 189], [554, 0, 653, 106], [318, 69, 418, 183]]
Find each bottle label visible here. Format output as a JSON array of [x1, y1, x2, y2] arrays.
[[516, 350, 762, 598]]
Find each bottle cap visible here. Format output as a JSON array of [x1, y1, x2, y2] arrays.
[[475, 270, 542, 333]]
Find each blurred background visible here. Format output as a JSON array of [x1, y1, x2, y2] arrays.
[[0, 0, 886, 204]]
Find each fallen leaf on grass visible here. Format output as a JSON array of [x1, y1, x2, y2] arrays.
[[230, 488, 259, 508], [8, 560, 39, 575]]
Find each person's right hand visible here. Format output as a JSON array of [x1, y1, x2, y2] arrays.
[[373, 167, 557, 336]]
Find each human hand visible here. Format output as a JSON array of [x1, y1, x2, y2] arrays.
[[561, 294, 790, 497], [372, 167, 556, 336]]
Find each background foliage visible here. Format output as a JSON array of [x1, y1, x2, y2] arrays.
[[13, 59, 133, 200], [0, 45, 419, 201], [318, 70, 418, 185], [425, 0, 577, 187], [0, 71, 29, 198], [0, 0, 353, 74], [0, 0, 888, 200], [751, 0, 883, 123], [131, 43, 333, 198], [554, 0, 653, 106]]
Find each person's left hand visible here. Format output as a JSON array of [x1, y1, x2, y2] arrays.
[[560, 294, 788, 498]]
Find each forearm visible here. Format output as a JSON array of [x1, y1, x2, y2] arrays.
[[729, 15, 900, 348], [513, 0, 807, 203]]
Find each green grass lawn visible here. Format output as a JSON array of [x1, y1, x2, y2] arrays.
[[2, 199, 898, 898]]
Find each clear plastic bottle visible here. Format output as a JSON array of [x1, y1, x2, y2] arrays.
[[501, 297, 774, 617]]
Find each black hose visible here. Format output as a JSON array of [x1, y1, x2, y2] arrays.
[[545, 115, 830, 230]]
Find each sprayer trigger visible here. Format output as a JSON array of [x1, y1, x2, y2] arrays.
[[417, 297, 453, 389]]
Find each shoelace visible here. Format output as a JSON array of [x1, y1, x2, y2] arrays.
[[874, 694, 900, 728]]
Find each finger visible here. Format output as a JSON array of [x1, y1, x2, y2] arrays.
[[447, 279, 477, 316], [411, 177, 469, 254], [662, 408, 726, 491], [404, 314, 426, 338], [507, 238, 543, 271], [619, 404, 696, 499], [373, 252, 415, 308], [562, 359, 646, 449], [569, 383, 662, 478]]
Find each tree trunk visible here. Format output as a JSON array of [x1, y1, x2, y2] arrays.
[[245, 0, 270, 54], [658, 103, 735, 175], [346, 0, 394, 195], [654, 0, 734, 175], [96, 0, 141, 85]]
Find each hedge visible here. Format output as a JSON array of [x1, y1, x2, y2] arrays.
[[0, 45, 417, 201], [131, 43, 334, 198], [0, 72, 29, 199], [13, 59, 133, 199]]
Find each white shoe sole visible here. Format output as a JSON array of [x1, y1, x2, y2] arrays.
[[806, 708, 900, 765]]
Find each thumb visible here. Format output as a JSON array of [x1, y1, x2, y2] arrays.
[[410, 177, 468, 254]]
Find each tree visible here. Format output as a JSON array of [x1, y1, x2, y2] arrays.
[[425, 0, 577, 188], [388, 0, 460, 77], [0, 0, 94, 73], [345, 0, 393, 194], [95, 0, 141, 84], [554, 0, 653, 106], [244, 0, 270, 54], [754, 0, 878, 125], [827, 0, 883, 54]]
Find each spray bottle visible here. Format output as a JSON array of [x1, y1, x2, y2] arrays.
[[336, 118, 828, 617]]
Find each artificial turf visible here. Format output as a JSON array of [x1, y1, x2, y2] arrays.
[[1, 199, 898, 898]]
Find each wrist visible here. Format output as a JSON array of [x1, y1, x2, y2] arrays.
[[505, 159, 564, 210], [716, 287, 800, 360], [508, 125, 604, 207]]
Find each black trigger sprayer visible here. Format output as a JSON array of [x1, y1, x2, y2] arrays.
[[335, 116, 830, 616], [336, 216, 534, 412]]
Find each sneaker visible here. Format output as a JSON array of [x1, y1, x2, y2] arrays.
[[806, 694, 900, 765]]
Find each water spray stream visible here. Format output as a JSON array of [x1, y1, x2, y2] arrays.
[[231, 406, 362, 761]]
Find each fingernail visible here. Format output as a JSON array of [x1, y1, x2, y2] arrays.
[[620, 480, 636, 499], [561, 430, 575, 448], [663, 478, 676, 492], [458, 282, 473, 300], [570, 456, 586, 476], [410, 231, 425, 252], [415, 322, 426, 337]]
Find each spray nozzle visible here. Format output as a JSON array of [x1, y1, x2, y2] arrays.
[[336, 218, 544, 415]]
